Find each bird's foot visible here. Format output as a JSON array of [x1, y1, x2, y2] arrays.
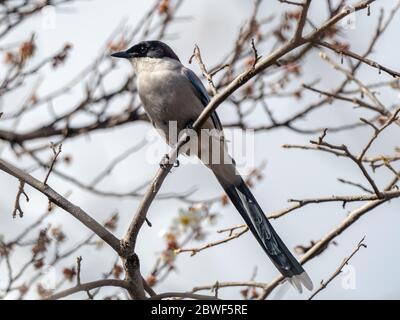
[[179, 120, 195, 146], [159, 154, 180, 169], [159, 154, 171, 169]]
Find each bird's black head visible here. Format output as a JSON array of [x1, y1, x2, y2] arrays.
[[111, 40, 180, 62]]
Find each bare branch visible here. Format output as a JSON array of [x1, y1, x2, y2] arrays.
[[12, 179, 29, 218], [317, 40, 400, 79], [43, 143, 62, 185], [0, 158, 121, 252], [309, 236, 367, 299], [175, 226, 249, 256], [293, 0, 312, 40], [45, 279, 130, 300], [189, 45, 217, 95], [149, 292, 219, 300]]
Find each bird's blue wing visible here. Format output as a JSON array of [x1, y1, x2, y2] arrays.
[[182, 68, 223, 131], [182, 68, 210, 105]]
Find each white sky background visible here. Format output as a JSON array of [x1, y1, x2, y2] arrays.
[[0, 0, 400, 299]]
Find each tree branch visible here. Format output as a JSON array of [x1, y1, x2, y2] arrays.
[[45, 279, 130, 300], [0, 158, 121, 252], [309, 236, 367, 299]]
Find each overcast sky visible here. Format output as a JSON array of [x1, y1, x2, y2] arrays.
[[1, 0, 400, 299]]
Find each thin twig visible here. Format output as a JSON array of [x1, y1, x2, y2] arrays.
[[43, 143, 62, 185], [309, 236, 367, 299], [12, 179, 29, 218]]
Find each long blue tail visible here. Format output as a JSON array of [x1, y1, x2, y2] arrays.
[[215, 170, 313, 292]]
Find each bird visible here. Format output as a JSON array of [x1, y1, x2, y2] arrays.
[[111, 40, 313, 293]]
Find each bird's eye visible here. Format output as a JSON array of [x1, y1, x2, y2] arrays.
[[140, 45, 146, 53]]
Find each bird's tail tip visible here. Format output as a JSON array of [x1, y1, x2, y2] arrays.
[[288, 271, 313, 293]]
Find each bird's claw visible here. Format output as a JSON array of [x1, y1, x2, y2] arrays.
[[160, 154, 170, 169], [159, 154, 180, 169]]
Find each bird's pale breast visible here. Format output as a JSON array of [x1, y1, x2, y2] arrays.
[[137, 68, 206, 136]]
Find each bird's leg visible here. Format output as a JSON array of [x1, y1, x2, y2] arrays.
[[160, 121, 195, 169], [178, 120, 198, 158], [159, 154, 171, 169], [180, 120, 195, 144], [159, 154, 180, 168]]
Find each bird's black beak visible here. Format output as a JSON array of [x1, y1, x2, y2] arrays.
[[111, 50, 133, 59]]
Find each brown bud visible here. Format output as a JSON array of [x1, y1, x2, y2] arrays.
[[221, 194, 229, 206], [19, 40, 36, 61], [240, 288, 249, 299], [4, 52, 15, 64], [147, 275, 157, 287], [34, 258, 45, 269], [63, 267, 76, 281], [113, 264, 123, 279], [158, 0, 169, 14]]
